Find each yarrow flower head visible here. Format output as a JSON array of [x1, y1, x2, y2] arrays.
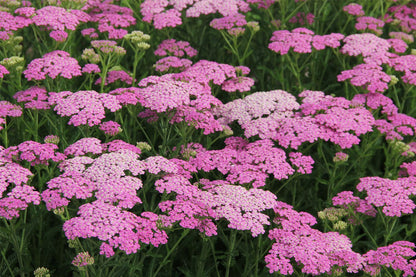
[[48, 90, 122, 127], [99, 121, 122, 136], [154, 39, 197, 58], [355, 16, 385, 35], [343, 3, 365, 16], [265, 201, 364, 275], [23, 50, 82, 81], [0, 156, 39, 219], [14, 86, 50, 110], [356, 176, 416, 217], [363, 241, 416, 276]]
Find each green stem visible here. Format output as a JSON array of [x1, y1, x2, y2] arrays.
[[152, 229, 190, 277], [225, 230, 237, 277]]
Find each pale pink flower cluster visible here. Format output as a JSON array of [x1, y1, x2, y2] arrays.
[[215, 89, 375, 149], [42, 138, 178, 256], [48, 90, 122, 127], [31, 6, 90, 41]]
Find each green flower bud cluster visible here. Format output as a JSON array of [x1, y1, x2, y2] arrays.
[[124, 31, 151, 50]]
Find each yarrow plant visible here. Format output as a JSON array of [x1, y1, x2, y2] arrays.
[[1, 0, 416, 276]]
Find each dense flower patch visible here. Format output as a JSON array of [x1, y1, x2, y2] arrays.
[[0, 0, 416, 276]]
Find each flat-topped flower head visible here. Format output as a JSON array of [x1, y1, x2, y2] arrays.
[[210, 13, 247, 35], [154, 57, 193, 73], [14, 86, 50, 110], [337, 63, 391, 93], [269, 28, 314, 54], [32, 6, 90, 31], [266, 201, 364, 275], [355, 16, 385, 35], [95, 70, 134, 86], [0, 101, 22, 130], [154, 39, 197, 58], [23, 50, 82, 81], [48, 90, 121, 127], [341, 33, 392, 64], [141, 0, 250, 29], [187, 137, 297, 187], [87, 2, 136, 39], [357, 176, 416, 217], [99, 121, 121, 136], [363, 241, 416, 276], [2, 140, 66, 166], [0, 157, 38, 219], [63, 201, 168, 257], [343, 3, 365, 16]]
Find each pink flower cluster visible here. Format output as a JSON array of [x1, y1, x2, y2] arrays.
[[356, 176, 416, 217], [0, 10, 31, 40], [215, 89, 375, 149], [352, 92, 416, 141], [95, 70, 134, 86], [48, 90, 121, 127], [0, 156, 38, 219], [343, 3, 365, 16], [141, 0, 250, 29], [42, 138, 181, 257], [363, 241, 416, 276], [31, 6, 90, 41], [355, 16, 385, 35], [185, 137, 310, 187], [269, 28, 344, 54], [288, 12, 315, 26], [1, 141, 66, 166], [0, 101, 22, 130], [14, 86, 50, 110], [154, 57, 193, 73], [265, 201, 364, 275], [23, 50, 82, 81], [385, 3, 416, 33], [136, 72, 224, 134], [154, 39, 198, 58], [332, 191, 377, 218], [85, 2, 136, 39]]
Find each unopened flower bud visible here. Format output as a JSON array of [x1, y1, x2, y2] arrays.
[[34, 267, 50, 277]]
